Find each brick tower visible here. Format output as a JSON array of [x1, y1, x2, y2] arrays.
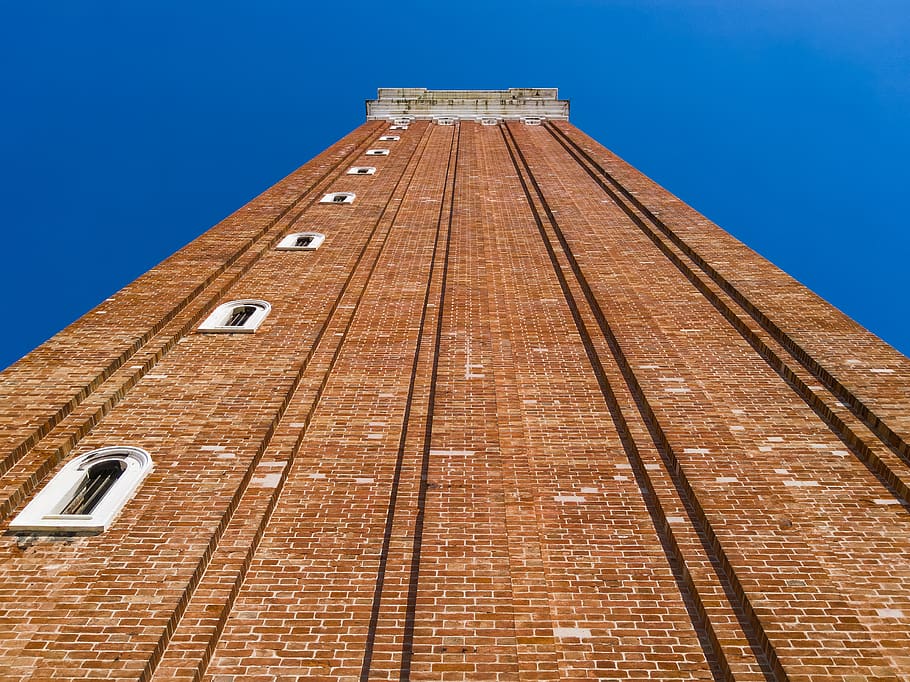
[[2, 88, 909, 681]]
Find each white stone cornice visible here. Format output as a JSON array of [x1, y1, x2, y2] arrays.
[[365, 88, 569, 121]]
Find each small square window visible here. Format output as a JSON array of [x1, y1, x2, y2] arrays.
[[320, 192, 356, 204], [276, 232, 325, 251]]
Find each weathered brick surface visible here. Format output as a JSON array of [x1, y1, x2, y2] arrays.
[[0, 113, 908, 681]]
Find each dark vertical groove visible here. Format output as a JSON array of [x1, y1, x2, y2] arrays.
[[160, 122, 444, 682], [358, 123, 459, 682], [138, 122, 438, 682], [0, 124, 391, 530], [501, 122, 781, 681], [398, 124, 460, 682], [543, 122, 910, 508], [547, 122, 910, 470], [0, 124, 386, 485]]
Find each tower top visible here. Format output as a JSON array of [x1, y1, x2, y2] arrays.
[[365, 87, 569, 121]]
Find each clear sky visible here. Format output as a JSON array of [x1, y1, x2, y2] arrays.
[[1, 1, 908, 369]]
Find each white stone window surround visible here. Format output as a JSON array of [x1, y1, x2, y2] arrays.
[[521, 116, 543, 126], [479, 117, 500, 126], [276, 232, 326, 251], [378, 135, 399, 141], [320, 191, 356, 204], [9, 446, 153, 533], [347, 166, 376, 175], [198, 299, 271, 333], [391, 117, 413, 125], [389, 125, 408, 130], [365, 149, 390, 156], [434, 117, 457, 126]]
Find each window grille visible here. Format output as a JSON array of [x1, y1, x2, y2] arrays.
[[226, 305, 256, 327], [60, 460, 125, 515]]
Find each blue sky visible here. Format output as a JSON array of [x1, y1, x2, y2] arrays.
[[1, 1, 908, 369]]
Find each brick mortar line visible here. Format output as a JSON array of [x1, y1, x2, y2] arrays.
[[357, 123, 458, 682], [396, 124, 524, 679], [0, 122, 385, 486], [503, 121, 778, 681], [512, 121, 788, 678], [625, 209, 910, 506], [544, 123, 910, 510], [150, 121, 443, 682], [509, 123, 777, 679], [135, 121, 440, 682], [528, 121, 910, 676], [0, 123, 396, 529], [481, 123, 584, 679], [399, 122, 459, 681], [549, 121, 910, 468]]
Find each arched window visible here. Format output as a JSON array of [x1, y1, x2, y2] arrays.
[[365, 149, 390, 156], [276, 232, 325, 251], [346, 166, 376, 175], [199, 299, 271, 333], [320, 192, 355, 204], [8, 446, 154, 533]]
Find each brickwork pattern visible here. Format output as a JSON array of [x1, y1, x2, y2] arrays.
[[0, 114, 908, 681]]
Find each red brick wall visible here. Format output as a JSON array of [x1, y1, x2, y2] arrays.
[[0, 116, 908, 681]]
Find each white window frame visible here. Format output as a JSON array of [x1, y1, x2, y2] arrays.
[[479, 117, 500, 126], [198, 299, 271, 333], [434, 117, 456, 126], [9, 446, 153, 533], [392, 117, 412, 126], [378, 135, 400, 141], [347, 166, 376, 175], [521, 117, 543, 126], [276, 232, 325, 251], [389, 125, 408, 130], [365, 149, 390, 156], [320, 192, 356, 204]]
